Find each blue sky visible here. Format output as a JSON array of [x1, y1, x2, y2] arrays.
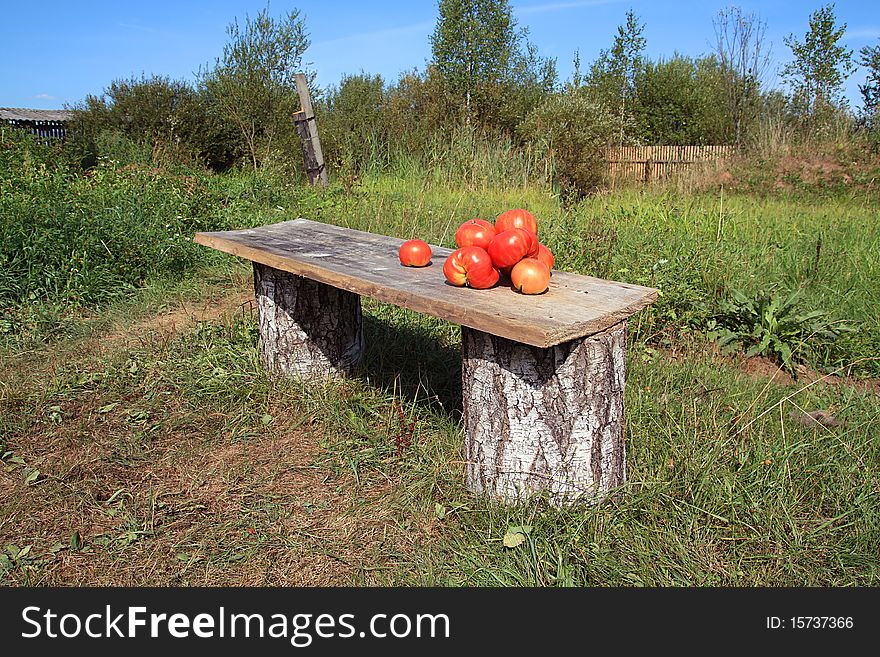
[[1, 1, 878, 111]]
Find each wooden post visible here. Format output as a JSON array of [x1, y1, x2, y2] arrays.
[[293, 72, 328, 187], [461, 321, 628, 506], [253, 263, 364, 378], [644, 157, 653, 183]]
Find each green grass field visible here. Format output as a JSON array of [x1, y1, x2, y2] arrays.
[[1, 134, 878, 586]]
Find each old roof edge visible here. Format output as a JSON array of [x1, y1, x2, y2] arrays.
[[0, 107, 75, 122]]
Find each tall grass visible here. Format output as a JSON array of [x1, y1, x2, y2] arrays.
[[3, 126, 878, 374], [2, 127, 878, 588], [0, 130, 223, 308], [0, 129, 297, 338]]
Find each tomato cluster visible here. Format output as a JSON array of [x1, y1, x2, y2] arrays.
[[397, 208, 553, 295]]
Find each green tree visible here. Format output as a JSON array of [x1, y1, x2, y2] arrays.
[[381, 66, 460, 156], [858, 41, 880, 130], [201, 4, 311, 169], [588, 9, 646, 146], [430, 0, 554, 131], [520, 91, 616, 199], [632, 54, 730, 145], [431, 0, 518, 123], [781, 3, 856, 124], [712, 6, 771, 148]]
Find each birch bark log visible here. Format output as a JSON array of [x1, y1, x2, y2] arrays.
[[461, 321, 628, 506], [253, 263, 364, 377]]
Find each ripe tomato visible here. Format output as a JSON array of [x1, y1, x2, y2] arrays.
[[511, 258, 551, 295], [443, 246, 499, 289], [487, 228, 535, 269], [399, 239, 432, 267], [495, 208, 538, 236], [524, 229, 539, 258], [455, 219, 497, 251], [536, 243, 554, 272]]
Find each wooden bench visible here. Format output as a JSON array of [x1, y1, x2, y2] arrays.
[[194, 219, 658, 506]]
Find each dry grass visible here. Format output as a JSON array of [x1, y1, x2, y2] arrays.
[[0, 284, 423, 587]]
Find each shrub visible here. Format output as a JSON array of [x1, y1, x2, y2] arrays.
[[519, 91, 615, 199], [67, 74, 208, 169], [318, 72, 388, 178], [0, 129, 225, 309]]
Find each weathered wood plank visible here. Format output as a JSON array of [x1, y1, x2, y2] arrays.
[[194, 219, 658, 348], [294, 73, 328, 187]]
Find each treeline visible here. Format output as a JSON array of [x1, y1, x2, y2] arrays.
[[67, 1, 880, 197]]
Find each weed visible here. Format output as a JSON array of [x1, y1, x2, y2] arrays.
[[705, 287, 854, 371]]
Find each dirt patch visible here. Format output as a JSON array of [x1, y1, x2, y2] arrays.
[[0, 391, 406, 586], [0, 284, 415, 586], [738, 355, 796, 386], [723, 353, 880, 394], [775, 155, 853, 188], [103, 288, 255, 347], [794, 365, 880, 395]]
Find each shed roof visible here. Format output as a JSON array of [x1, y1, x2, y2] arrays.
[[0, 107, 74, 122]]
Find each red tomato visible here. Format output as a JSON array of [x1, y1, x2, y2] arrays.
[[495, 208, 538, 236], [455, 219, 497, 251], [511, 258, 551, 295], [523, 229, 539, 258], [487, 228, 535, 270], [537, 243, 554, 272], [443, 246, 499, 289], [399, 239, 432, 267]]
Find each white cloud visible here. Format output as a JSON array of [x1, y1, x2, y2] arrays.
[[514, 0, 623, 16], [845, 27, 880, 41], [313, 20, 434, 49], [32, 93, 58, 101]]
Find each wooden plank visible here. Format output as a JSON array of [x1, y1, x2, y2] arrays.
[[194, 219, 658, 348], [294, 73, 328, 187], [293, 110, 323, 184]]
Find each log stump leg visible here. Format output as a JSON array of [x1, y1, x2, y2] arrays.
[[253, 263, 364, 378], [462, 321, 628, 506]]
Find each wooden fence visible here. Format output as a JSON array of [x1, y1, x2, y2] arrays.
[[607, 145, 734, 182], [5, 119, 69, 142]]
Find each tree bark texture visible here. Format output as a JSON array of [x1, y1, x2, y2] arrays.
[[253, 263, 364, 378], [462, 321, 628, 506]]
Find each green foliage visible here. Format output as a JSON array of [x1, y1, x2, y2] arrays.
[[67, 74, 208, 169], [587, 9, 646, 145], [0, 129, 226, 312], [632, 54, 732, 145], [705, 287, 853, 371], [519, 91, 615, 199], [200, 4, 311, 170], [66, 74, 243, 172], [782, 3, 856, 125], [430, 0, 556, 133], [380, 67, 460, 158], [431, 0, 518, 116], [859, 41, 880, 120], [318, 72, 388, 178], [858, 41, 880, 148]]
